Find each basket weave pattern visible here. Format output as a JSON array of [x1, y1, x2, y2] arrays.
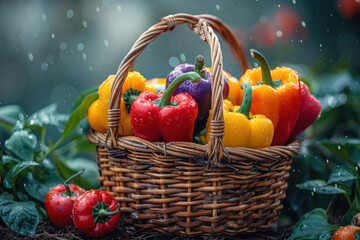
[[88, 13, 300, 236]]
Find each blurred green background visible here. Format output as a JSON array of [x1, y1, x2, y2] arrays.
[[0, 0, 359, 113], [1, 0, 360, 225]]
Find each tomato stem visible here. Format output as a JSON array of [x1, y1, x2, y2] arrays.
[[63, 168, 85, 197]]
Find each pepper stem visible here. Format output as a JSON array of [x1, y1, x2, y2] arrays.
[[194, 55, 206, 79], [157, 72, 201, 108], [63, 168, 85, 197], [250, 49, 274, 86], [236, 82, 252, 119], [92, 202, 121, 223], [124, 88, 141, 113], [98, 204, 121, 217]]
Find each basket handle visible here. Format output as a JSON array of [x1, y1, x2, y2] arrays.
[[107, 14, 249, 163]]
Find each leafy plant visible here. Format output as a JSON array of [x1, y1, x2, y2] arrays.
[[288, 208, 339, 240], [0, 90, 98, 236]]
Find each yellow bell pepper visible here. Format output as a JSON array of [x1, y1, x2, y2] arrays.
[[205, 82, 274, 148], [88, 71, 156, 135]]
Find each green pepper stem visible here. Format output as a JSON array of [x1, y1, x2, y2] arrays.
[[98, 204, 121, 217], [194, 55, 206, 79], [250, 49, 274, 86], [124, 88, 141, 113], [157, 72, 201, 108], [63, 168, 85, 197], [236, 82, 252, 119]]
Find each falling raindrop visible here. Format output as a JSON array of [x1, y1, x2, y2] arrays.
[[338, 145, 341, 150], [216, 4, 220, 10], [301, 21, 306, 27], [66, 9, 74, 19], [89, 66, 93, 71], [41, 62, 48, 71], [42, 13, 46, 21], [104, 40, 109, 47], [60, 42, 67, 51], [82, 53, 87, 61], [169, 57, 179, 67], [180, 53, 186, 62], [28, 53, 34, 62], [96, 7, 100, 12], [82, 20, 87, 28], [292, 0, 296, 4], [117, 5, 122, 13], [259, 15, 268, 23], [276, 30, 283, 37], [51, 33, 55, 38], [77, 43, 84, 51]]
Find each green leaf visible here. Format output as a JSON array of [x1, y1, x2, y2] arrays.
[[327, 165, 358, 185], [320, 139, 360, 163], [0, 192, 39, 236], [0, 105, 25, 132], [341, 201, 360, 226], [5, 130, 37, 161], [53, 154, 94, 190], [2, 155, 20, 165], [3, 161, 39, 189], [25, 103, 68, 130], [60, 92, 98, 143], [349, 145, 360, 167], [288, 208, 339, 240], [69, 87, 98, 113], [296, 179, 347, 195], [36, 205, 48, 223], [24, 173, 60, 203], [67, 158, 100, 189]]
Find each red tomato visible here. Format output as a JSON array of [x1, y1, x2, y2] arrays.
[[45, 184, 85, 228]]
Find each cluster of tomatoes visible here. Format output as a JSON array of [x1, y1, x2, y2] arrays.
[[44, 169, 121, 238]]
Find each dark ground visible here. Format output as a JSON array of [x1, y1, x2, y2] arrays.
[[0, 220, 294, 240]]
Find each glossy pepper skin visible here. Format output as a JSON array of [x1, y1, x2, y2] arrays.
[[131, 72, 200, 142], [72, 190, 121, 238], [287, 81, 322, 143], [206, 82, 274, 148], [166, 56, 229, 130], [87, 72, 156, 135], [44, 169, 86, 228], [238, 49, 301, 146]]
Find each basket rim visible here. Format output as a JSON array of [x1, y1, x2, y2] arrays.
[[88, 128, 300, 164]]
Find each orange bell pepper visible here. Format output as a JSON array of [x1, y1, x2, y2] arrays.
[[207, 68, 238, 105], [237, 49, 301, 146]]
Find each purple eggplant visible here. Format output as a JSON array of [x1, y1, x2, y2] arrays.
[[166, 55, 229, 133]]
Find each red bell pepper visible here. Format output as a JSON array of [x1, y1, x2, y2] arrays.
[[72, 190, 121, 237], [287, 81, 322, 143], [130, 72, 201, 142], [44, 169, 86, 228]]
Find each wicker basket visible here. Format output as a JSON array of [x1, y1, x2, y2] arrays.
[[88, 13, 300, 236]]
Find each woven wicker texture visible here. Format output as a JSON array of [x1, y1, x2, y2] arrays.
[[88, 13, 300, 236]]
